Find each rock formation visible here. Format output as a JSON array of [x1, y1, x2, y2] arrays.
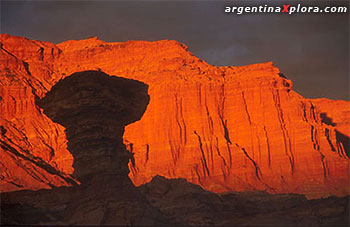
[[35, 70, 149, 182], [1, 70, 171, 225], [0, 34, 349, 198]]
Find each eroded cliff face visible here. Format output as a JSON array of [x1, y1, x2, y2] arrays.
[[0, 34, 349, 198]]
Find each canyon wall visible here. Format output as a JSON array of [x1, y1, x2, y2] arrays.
[[0, 34, 348, 198]]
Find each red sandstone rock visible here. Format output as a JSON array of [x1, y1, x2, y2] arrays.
[[0, 34, 348, 198], [311, 98, 350, 136]]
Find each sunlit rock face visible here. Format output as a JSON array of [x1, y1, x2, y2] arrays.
[[311, 98, 350, 137], [0, 34, 348, 198]]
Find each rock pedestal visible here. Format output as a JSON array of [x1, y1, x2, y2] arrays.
[[36, 70, 149, 183]]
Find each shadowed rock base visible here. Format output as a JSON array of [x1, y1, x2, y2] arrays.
[[1, 178, 171, 225], [2, 175, 349, 226], [139, 176, 349, 226]]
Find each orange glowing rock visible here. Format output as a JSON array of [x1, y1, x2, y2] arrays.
[[311, 98, 350, 137], [0, 34, 348, 198]]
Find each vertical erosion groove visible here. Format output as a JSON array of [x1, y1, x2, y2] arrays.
[[215, 137, 227, 167], [320, 153, 329, 182], [325, 128, 336, 151], [129, 143, 135, 167], [335, 130, 350, 159], [205, 104, 214, 135], [174, 94, 187, 146], [215, 137, 228, 178], [310, 103, 317, 123], [218, 106, 232, 145], [174, 94, 183, 145], [235, 143, 261, 181], [193, 164, 202, 184], [241, 91, 252, 124], [173, 93, 187, 164], [311, 125, 329, 181], [129, 143, 137, 175], [242, 91, 257, 160], [194, 130, 210, 177], [145, 144, 150, 164], [263, 126, 272, 168], [216, 84, 232, 168], [300, 101, 308, 122], [272, 89, 295, 174], [311, 125, 320, 151], [218, 84, 231, 144]]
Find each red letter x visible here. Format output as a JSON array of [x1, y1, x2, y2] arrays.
[[282, 5, 290, 12]]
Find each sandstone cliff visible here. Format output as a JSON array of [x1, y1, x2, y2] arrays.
[[0, 34, 349, 198]]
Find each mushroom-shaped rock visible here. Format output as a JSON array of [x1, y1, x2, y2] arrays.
[[36, 70, 150, 183]]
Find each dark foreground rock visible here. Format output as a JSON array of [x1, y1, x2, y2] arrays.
[[139, 175, 349, 227], [2, 175, 349, 226]]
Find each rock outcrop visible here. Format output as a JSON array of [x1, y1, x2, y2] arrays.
[[139, 175, 349, 226], [1, 70, 172, 225], [0, 34, 349, 198]]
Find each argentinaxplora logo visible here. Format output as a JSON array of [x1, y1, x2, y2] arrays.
[[224, 4, 348, 15]]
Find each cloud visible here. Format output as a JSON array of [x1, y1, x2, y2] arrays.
[[1, 0, 348, 99]]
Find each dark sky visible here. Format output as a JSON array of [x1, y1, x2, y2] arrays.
[[1, 1, 349, 100]]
